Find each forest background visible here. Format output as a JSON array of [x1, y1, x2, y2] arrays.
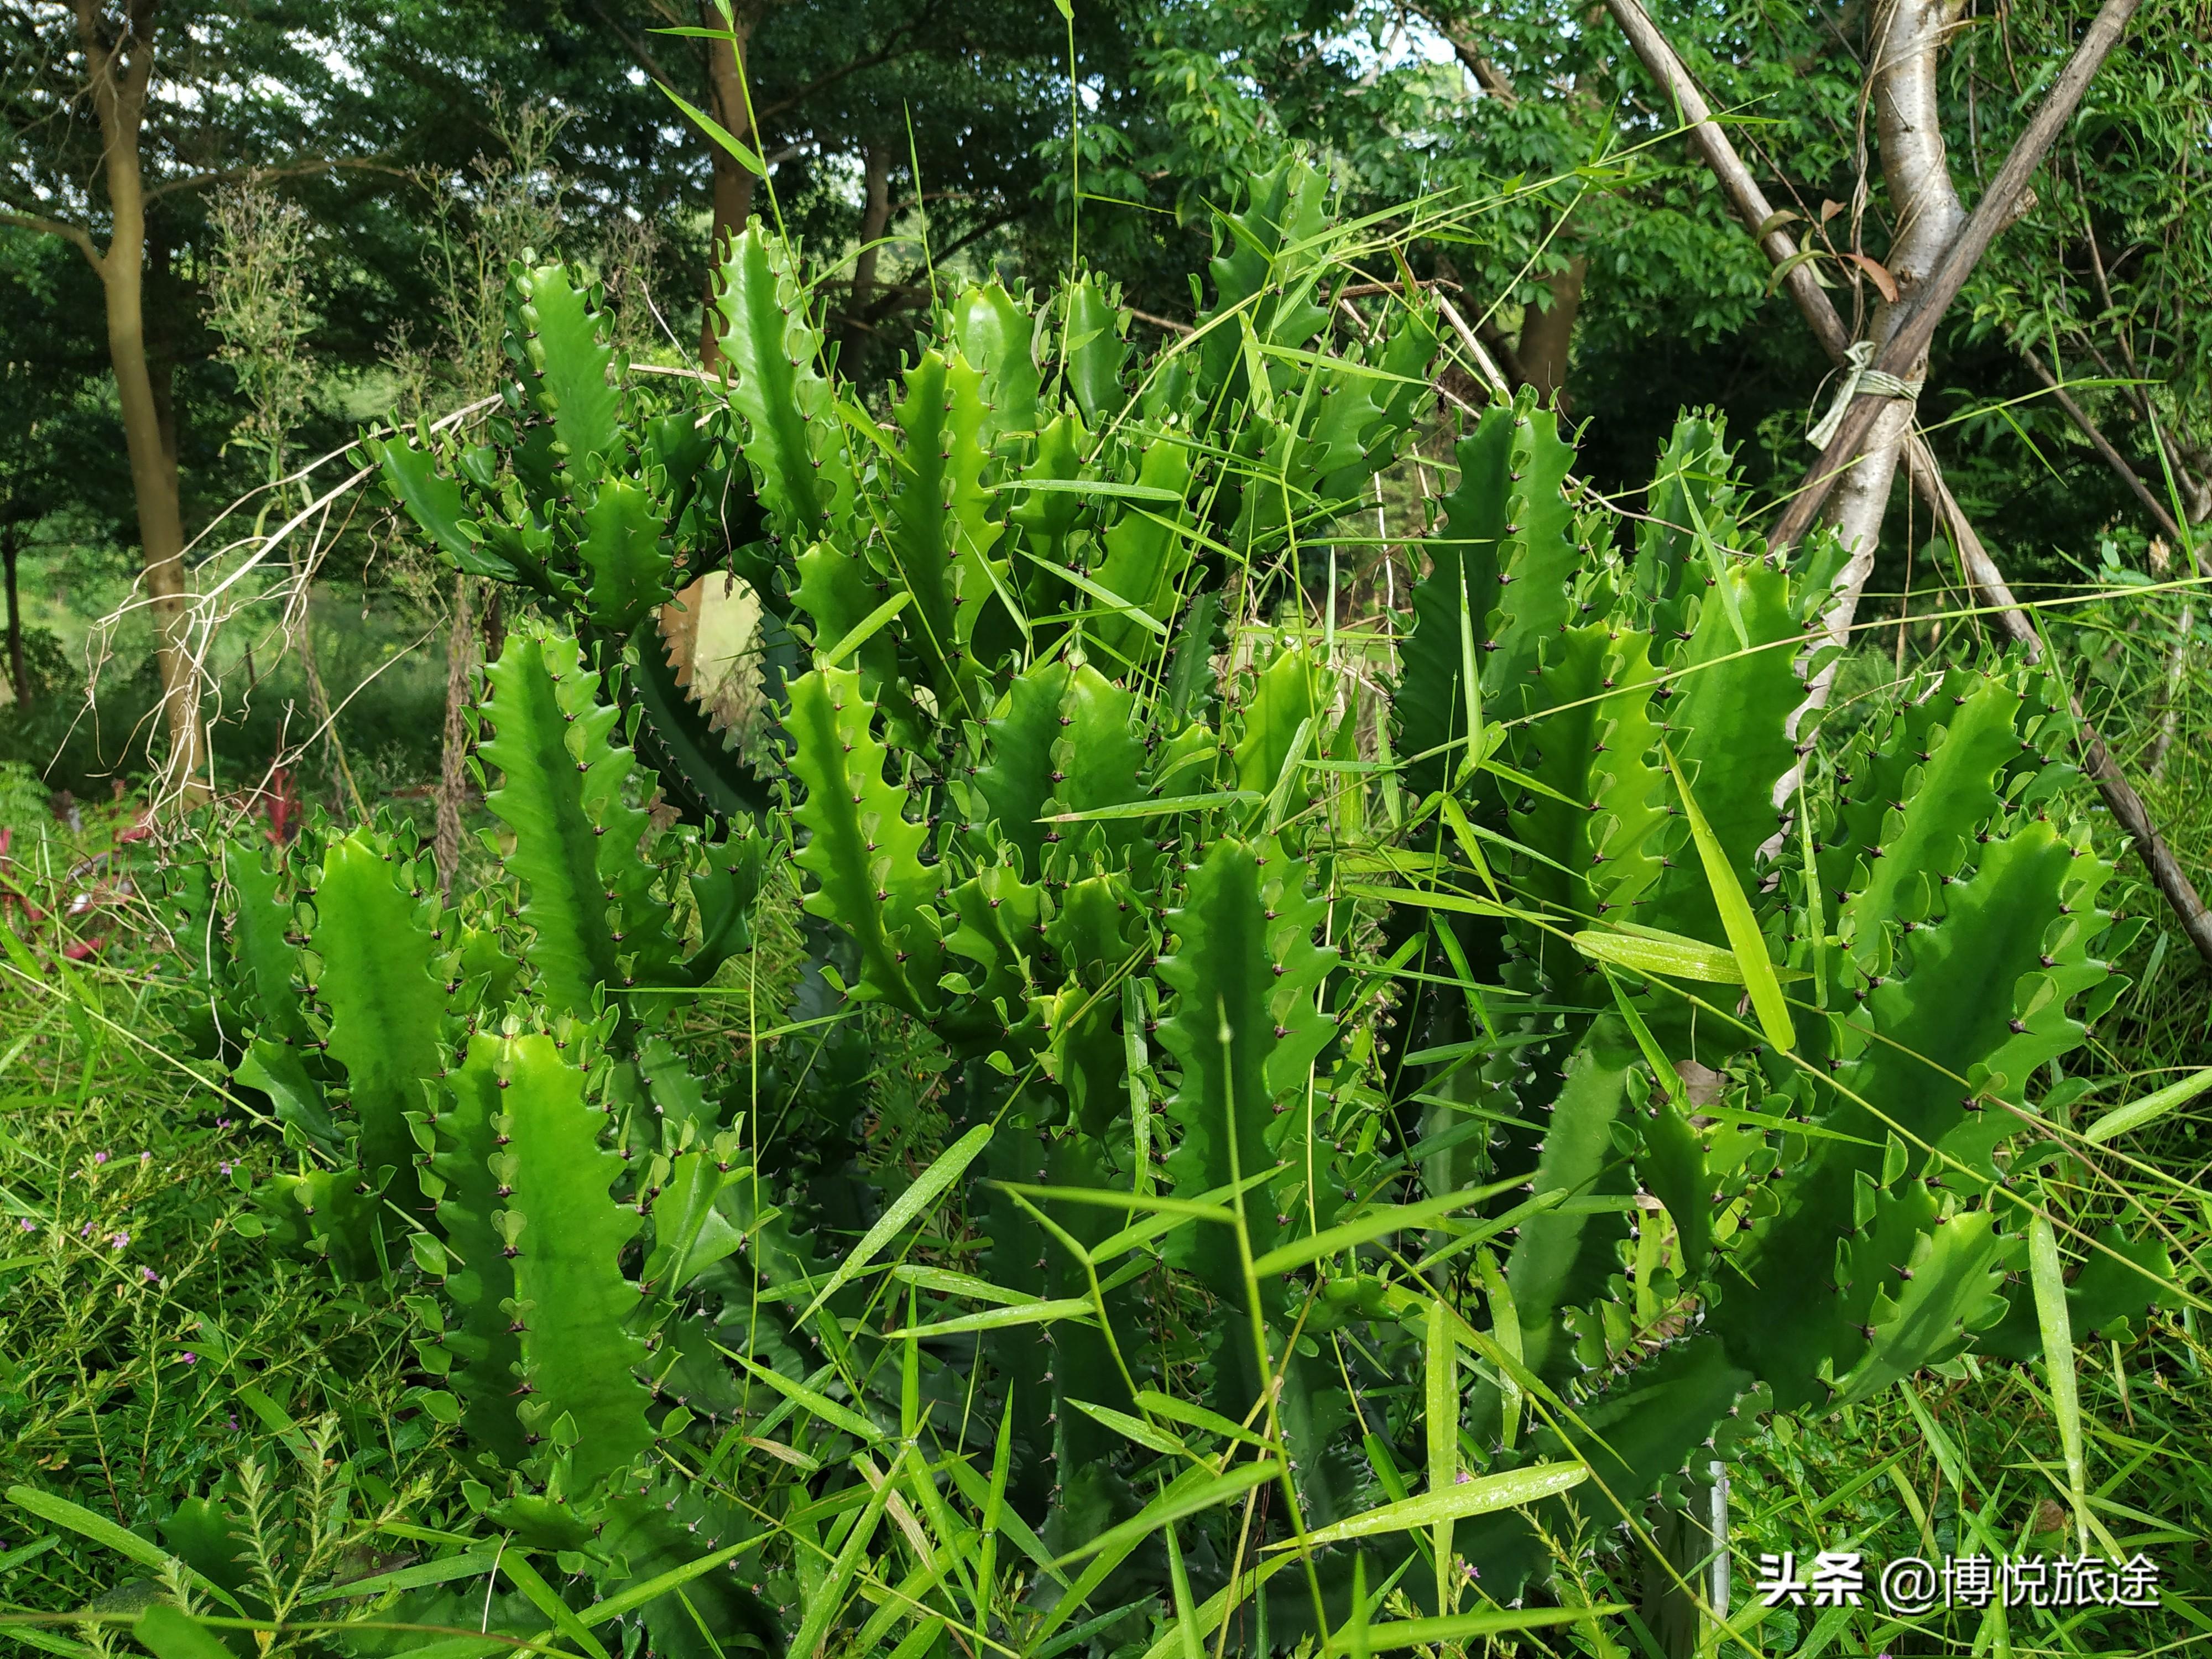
[[4, 0, 2212, 1654]]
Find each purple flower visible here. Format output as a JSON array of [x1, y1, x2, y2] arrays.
[[217, 1119, 232, 1130], [138, 1151, 151, 1165], [109, 1232, 129, 1250], [79, 1221, 93, 1238], [16, 1218, 32, 1233], [140, 1266, 158, 1283], [92, 1152, 108, 1166], [218, 1161, 233, 1176], [180, 1352, 198, 1365], [226, 1415, 238, 1430]]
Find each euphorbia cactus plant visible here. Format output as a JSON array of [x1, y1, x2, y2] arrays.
[[182, 157, 2181, 1650]]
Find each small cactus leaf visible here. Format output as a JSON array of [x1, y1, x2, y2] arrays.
[[1198, 157, 1333, 398], [1496, 1016, 1640, 1385], [1051, 664, 1149, 876], [968, 658, 1072, 878], [1043, 876, 1140, 1138], [221, 841, 311, 1048], [571, 466, 674, 634], [712, 225, 857, 546], [789, 538, 898, 697], [941, 862, 1047, 1036], [1634, 412, 1743, 645], [1717, 821, 2103, 1410], [1394, 399, 1516, 798], [641, 1137, 745, 1292], [1232, 643, 1334, 811], [311, 829, 447, 1234], [1829, 1199, 2012, 1407], [885, 346, 1010, 704], [632, 1035, 720, 1138], [232, 1038, 337, 1150], [1458, 1334, 1759, 1594], [1824, 668, 2025, 980], [506, 261, 623, 476], [1507, 625, 1662, 971], [951, 278, 1042, 451], [426, 1032, 529, 1468], [1008, 410, 1090, 617], [1156, 837, 1355, 1521], [1975, 1222, 2182, 1360], [1483, 393, 1582, 709], [478, 627, 682, 1016], [1083, 435, 1195, 671], [640, 406, 722, 520], [492, 1028, 655, 1489], [1662, 740, 1795, 1053], [782, 664, 945, 1015], [456, 922, 521, 1012], [363, 427, 518, 578], [1161, 587, 1224, 735], [594, 1480, 780, 1659], [1638, 559, 1801, 954], [1361, 296, 1443, 468], [686, 821, 771, 981], [1060, 271, 1129, 427]]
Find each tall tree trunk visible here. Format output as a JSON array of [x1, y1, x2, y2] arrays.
[[698, 0, 762, 366], [841, 143, 893, 366], [3, 524, 27, 707], [1516, 254, 1586, 409], [80, 1, 206, 804], [1804, 0, 1967, 705]]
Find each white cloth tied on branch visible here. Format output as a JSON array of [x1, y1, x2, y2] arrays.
[[1807, 338, 1925, 449]]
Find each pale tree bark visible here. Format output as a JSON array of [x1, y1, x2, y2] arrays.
[[1768, 0, 2143, 550], [1808, 0, 1968, 700], [74, 0, 207, 803]]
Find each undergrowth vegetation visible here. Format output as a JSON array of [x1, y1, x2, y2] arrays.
[[3, 160, 2208, 1658]]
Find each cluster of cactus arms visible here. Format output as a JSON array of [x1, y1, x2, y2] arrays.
[[182, 155, 2182, 1650]]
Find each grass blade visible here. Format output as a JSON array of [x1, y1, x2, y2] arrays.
[[2081, 1066, 2212, 1144], [1661, 742, 1794, 1050], [797, 1123, 992, 1325], [1270, 1462, 1588, 1548], [719, 1350, 885, 1444], [1326, 1605, 1631, 1654], [5, 1486, 244, 1615], [2027, 1212, 2089, 1553], [1051, 1462, 1281, 1566], [1248, 1176, 1526, 1277]]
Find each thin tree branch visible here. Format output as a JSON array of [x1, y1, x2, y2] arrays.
[[1602, 0, 1851, 363], [587, 0, 680, 89], [1406, 0, 1520, 107], [0, 205, 101, 268], [1926, 456, 2212, 965], [750, 17, 936, 126], [1769, 0, 2144, 552], [142, 154, 404, 202], [2017, 345, 2184, 544]]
